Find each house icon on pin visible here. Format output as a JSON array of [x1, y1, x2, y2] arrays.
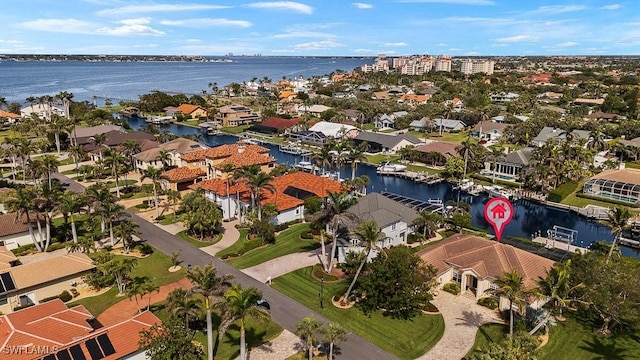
[[490, 203, 507, 219]]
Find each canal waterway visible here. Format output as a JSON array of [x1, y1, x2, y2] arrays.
[[126, 117, 638, 257]]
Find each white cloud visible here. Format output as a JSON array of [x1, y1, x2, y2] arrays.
[[293, 40, 344, 50], [601, 4, 622, 10], [554, 41, 579, 47], [97, 4, 230, 16], [353, 48, 374, 53], [531, 5, 587, 14], [396, 0, 494, 5], [384, 42, 408, 47], [185, 39, 202, 43], [273, 31, 336, 39], [161, 18, 252, 28], [19, 18, 95, 34], [495, 35, 537, 43], [352, 2, 373, 9], [436, 42, 447, 47], [97, 18, 165, 36], [247, 2, 313, 14]]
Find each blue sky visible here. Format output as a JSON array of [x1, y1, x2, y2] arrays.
[[0, 1, 637, 56]]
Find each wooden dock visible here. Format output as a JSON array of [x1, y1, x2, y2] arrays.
[[533, 236, 589, 253], [376, 170, 443, 184]]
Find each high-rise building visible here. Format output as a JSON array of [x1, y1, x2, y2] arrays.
[[460, 59, 495, 75], [434, 55, 452, 72]]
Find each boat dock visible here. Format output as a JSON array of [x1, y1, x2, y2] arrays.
[[279, 143, 312, 156], [532, 236, 589, 253], [533, 201, 611, 220], [377, 170, 443, 184], [619, 236, 640, 249]]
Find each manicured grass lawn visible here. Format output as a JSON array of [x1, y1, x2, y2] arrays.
[[158, 215, 179, 225], [428, 130, 470, 144], [221, 125, 251, 134], [467, 316, 640, 360], [406, 163, 442, 175], [273, 267, 445, 360], [68, 247, 186, 316], [228, 224, 319, 269], [175, 230, 221, 248], [215, 228, 249, 258], [365, 154, 400, 165]]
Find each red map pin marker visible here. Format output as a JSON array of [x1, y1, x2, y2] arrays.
[[483, 197, 514, 241]]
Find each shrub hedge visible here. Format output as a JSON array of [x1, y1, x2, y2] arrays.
[[477, 296, 499, 309], [547, 181, 579, 203], [442, 282, 460, 295]]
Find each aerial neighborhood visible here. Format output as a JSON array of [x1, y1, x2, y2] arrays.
[[1, 53, 640, 360]]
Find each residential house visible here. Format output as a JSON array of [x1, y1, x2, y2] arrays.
[[537, 92, 563, 103], [163, 106, 179, 117], [0, 253, 95, 313], [0, 299, 160, 359], [194, 172, 342, 223], [415, 141, 459, 166], [490, 92, 520, 102], [417, 234, 555, 308], [179, 142, 275, 180], [175, 104, 208, 119], [583, 111, 626, 123], [482, 147, 534, 182], [371, 91, 391, 101], [491, 115, 529, 123], [409, 117, 433, 132], [531, 126, 590, 147], [215, 105, 260, 127], [433, 118, 466, 132], [471, 122, 510, 142], [538, 105, 567, 115], [583, 167, 640, 205], [296, 104, 332, 117], [444, 98, 464, 112], [0, 213, 40, 250], [307, 121, 358, 139], [0, 246, 19, 271], [249, 117, 302, 134], [0, 110, 21, 124], [338, 192, 420, 262], [343, 109, 365, 123], [82, 130, 157, 161], [289, 130, 328, 146], [573, 98, 605, 107], [399, 94, 429, 106], [160, 167, 207, 191], [373, 111, 407, 129], [70, 124, 125, 147], [353, 131, 422, 154], [134, 137, 208, 172], [19, 104, 64, 120]]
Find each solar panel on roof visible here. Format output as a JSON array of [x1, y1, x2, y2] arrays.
[[96, 334, 115, 356], [1, 272, 16, 291], [69, 345, 87, 360], [85, 338, 104, 360], [0, 278, 5, 293], [55, 349, 72, 360]]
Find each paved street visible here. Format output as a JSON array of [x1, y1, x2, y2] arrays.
[[53, 172, 397, 360]]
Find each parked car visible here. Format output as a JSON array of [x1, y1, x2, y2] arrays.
[[256, 298, 270, 310]]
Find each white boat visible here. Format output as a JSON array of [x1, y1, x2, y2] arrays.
[[484, 185, 513, 200], [454, 179, 475, 192], [376, 161, 407, 173], [145, 115, 172, 125], [294, 160, 314, 172]]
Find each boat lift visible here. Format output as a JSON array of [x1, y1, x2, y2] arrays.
[[547, 225, 578, 244]]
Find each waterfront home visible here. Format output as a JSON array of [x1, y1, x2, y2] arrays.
[[583, 167, 640, 205], [0, 252, 95, 314], [307, 121, 358, 139], [417, 234, 555, 310], [160, 166, 207, 191], [82, 130, 157, 161], [19, 104, 64, 120], [433, 118, 466, 132], [70, 124, 125, 146], [134, 137, 207, 172], [353, 131, 422, 154], [249, 117, 302, 134], [194, 171, 342, 224], [175, 103, 208, 119], [415, 141, 460, 166], [531, 126, 590, 147], [471, 122, 510, 142], [0, 299, 159, 359], [482, 147, 534, 182], [0, 110, 21, 124], [338, 192, 420, 262], [163, 105, 179, 117], [180, 142, 275, 179], [215, 104, 260, 127]]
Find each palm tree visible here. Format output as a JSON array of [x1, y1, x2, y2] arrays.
[[39, 154, 60, 188], [439, 102, 455, 136], [220, 284, 270, 360], [312, 191, 358, 272], [114, 219, 139, 253], [346, 142, 368, 180], [312, 145, 334, 176], [68, 145, 85, 175], [104, 149, 127, 198], [5, 186, 43, 251], [220, 163, 235, 221], [121, 139, 142, 170], [90, 133, 107, 161], [85, 183, 114, 234], [57, 192, 86, 244], [166, 190, 182, 221], [165, 288, 202, 329], [487, 270, 539, 337], [157, 149, 172, 170], [141, 166, 163, 219], [295, 316, 324, 360], [98, 201, 127, 246], [323, 323, 347, 360], [456, 137, 478, 180], [605, 207, 631, 263], [245, 171, 275, 221], [186, 264, 233, 360], [413, 210, 444, 241], [343, 220, 388, 302], [588, 129, 608, 152], [489, 146, 504, 184]]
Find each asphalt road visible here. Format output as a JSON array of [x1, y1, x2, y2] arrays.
[[53, 173, 398, 360]]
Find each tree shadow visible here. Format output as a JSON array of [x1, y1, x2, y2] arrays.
[[456, 310, 488, 327], [578, 336, 635, 360], [221, 324, 269, 358]]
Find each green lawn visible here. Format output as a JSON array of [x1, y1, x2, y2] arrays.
[[68, 247, 186, 316], [175, 230, 221, 248], [428, 130, 470, 144], [365, 154, 400, 165], [272, 267, 445, 360], [215, 228, 249, 258], [221, 125, 251, 134], [227, 224, 319, 269], [466, 317, 640, 360]]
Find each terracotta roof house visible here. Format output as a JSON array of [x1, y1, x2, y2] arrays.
[[215, 105, 260, 127], [399, 93, 429, 106], [0, 212, 40, 251], [416, 234, 555, 309], [249, 117, 302, 134], [175, 103, 208, 119], [134, 137, 207, 172], [338, 192, 421, 262], [416, 141, 460, 167], [353, 131, 422, 153], [0, 110, 21, 124], [160, 166, 207, 191], [583, 167, 640, 205], [0, 253, 95, 314], [193, 171, 342, 224], [0, 299, 160, 360]]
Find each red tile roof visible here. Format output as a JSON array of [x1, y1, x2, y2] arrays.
[[0, 299, 160, 360], [161, 166, 207, 183], [176, 103, 206, 115], [259, 117, 302, 130], [215, 151, 276, 170], [271, 172, 344, 198], [0, 110, 21, 119], [181, 142, 269, 162]]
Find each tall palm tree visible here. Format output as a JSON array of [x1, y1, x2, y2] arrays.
[[104, 149, 127, 198], [220, 163, 236, 221], [165, 288, 202, 329], [220, 284, 270, 360], [346, 142, 368, 180], [48, 114, 69, 153], [98, 201, 127, 246], [90, 133, 107, 161], [343, 220, 388, 302], [605, 207, 631, 263], [157, 149, 172, 170], [68, 145, 85, 176], [439, 102, 455, 136], [141, 166, 163, 219], [487, 270, 539, 337], [114, 219, 138, 253], [456, 137, 478, 180], [245, 171, 275, 221], [295, 317, 324, 360], [312, 145, 334, 176], [121, 139, 142, 170], [323, 323, 347, 360], [166, 190, 182, 221], [85, 183, 114, 234], [186, 264, 233, 360], [5, 186, 43, 251], [57, 192, 87, 244], [588, 129, 608, 152], [312, 191, 358, 272], [413, 210, 444, 241]]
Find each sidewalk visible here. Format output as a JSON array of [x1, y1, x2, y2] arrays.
[[241, 250, 320, 283], [242, 330, 302, 360]]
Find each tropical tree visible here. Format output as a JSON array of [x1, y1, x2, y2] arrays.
[[104, 148, 127, 198], [220, 162, 235, 221], [323, 323, 347, 360], [139, 318, 204, 360], [57, 192, 86, 244], [342, 220, 388, 303], [165, 288, 202, 329], [186, 264, 233, 360], [39, 154, 60, 188], [91, 133, 107, 161], [98, 201, 127, 246], [4, 186, 44, 251], [245, 170, 275, 221], [456, 137, 479, 179], [68, 145, 85, 175], [157, 149, 172, 170], [166, 190, 182, 221], [101, 257, 137, 295], [121, 139, 142, 169], [142, 166, 163, 218], [413, 210, 444, 241], [346, 142, 368, 180], [113, 219, 139, 253], [605, 207, 631, 263], [487, 270, 539, 337], [220, 284, 270, 360], [295, 317, 324, 360]]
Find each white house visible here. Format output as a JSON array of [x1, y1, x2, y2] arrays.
[[433, 118, 466, 132], [353, 131, 423, 154], [20, 104, 64, 120], [308, 121, 358, 139], [134, 137, 208, 172], [0, 212, 39, 250], [338, 193, 420, 263]]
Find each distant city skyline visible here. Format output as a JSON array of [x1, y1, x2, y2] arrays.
[[1, 1, 635, 56]]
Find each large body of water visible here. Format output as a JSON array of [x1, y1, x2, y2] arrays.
[[0, 57, 367, 105], [0, 59, 630, 256]]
